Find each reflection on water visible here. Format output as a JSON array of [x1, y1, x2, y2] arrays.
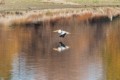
[[0, 17, 120, 80]]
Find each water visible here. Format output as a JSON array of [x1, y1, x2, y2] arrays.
[[0, 17, 120, 80]]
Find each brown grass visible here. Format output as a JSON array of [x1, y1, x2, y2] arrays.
[[0, 7, 120, 27]]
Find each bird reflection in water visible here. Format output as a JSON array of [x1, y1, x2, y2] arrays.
[[53, 42, 69, 52]]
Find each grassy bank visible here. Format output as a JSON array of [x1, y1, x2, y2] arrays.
[[0, 7, 120, 27], [0, 0, 120, 27], [0, 0, 120, 11]]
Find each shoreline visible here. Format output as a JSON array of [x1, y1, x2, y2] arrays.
[[0, 7, 120, 27]]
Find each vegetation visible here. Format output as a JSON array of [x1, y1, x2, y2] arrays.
[[0, 0, 120, 11], [67, 0, 120, 4]]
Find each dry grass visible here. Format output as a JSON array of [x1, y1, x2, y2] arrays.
[[0, 0, 120, 11], [0, 7, 120, 27]]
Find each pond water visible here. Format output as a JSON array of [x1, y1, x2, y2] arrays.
[[0, 17, 120, 80]]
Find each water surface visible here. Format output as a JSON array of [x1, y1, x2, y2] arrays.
[[0, 17, 120, 80]]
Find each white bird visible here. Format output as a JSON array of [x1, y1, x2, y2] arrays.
[[53, 42, 69, 52], [53, 29, 70, 38]]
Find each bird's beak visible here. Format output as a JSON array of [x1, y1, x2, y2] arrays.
[[67, 32, 71, 34], [53, 30, 58, 32], [66, 46, 70, 49], [53, 48, 58, 51]]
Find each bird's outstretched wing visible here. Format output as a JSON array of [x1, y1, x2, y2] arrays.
[[59, 42, 66, 47], [59, 33, 66, 38]]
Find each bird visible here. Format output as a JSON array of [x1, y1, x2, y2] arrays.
[[53, 42, 69, 52], [53, 29, 70, 38]]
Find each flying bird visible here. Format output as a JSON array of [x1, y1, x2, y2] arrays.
[[53, 29, 70, 38], [53, 42, 69, 52]]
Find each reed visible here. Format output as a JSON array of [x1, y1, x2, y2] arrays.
[[0, 7, 120, 27]]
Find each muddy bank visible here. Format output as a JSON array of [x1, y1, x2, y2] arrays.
[[0, 7, 120, 27]]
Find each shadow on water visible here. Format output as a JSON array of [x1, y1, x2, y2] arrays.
[[0, 15, 120, 80]]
